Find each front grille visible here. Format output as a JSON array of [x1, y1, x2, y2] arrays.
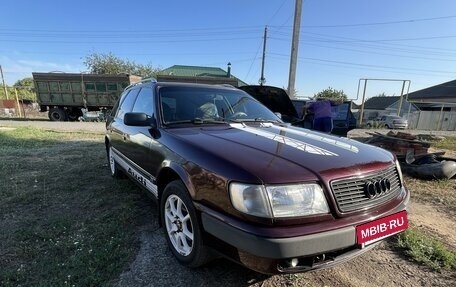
[[330, 165, 402, 212]]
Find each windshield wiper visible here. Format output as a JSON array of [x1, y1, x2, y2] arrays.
[[192, 117, 227, 124], [230, 118, 280, 123], [165, 118, 228, 126]]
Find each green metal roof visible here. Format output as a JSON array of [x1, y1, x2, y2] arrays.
[[159, 65, 247, 86], [160, 65, 227, 77]]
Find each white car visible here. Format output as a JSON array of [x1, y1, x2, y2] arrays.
[[379, 115, 408, 129], [366, 115, 408, 129]]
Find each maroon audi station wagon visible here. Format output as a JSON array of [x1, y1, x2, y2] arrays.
[[105, 79, 409, 274]]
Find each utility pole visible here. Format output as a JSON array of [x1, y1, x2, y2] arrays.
[[259, 26, 267, 86], [397, 80, 406, 116], [0, 65, 9, 100], [287, 0, 302, 98]]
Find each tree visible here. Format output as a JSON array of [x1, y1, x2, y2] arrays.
[[0, 84, 12, 100], [283, 86, 298, 98], [83, 52, 161, 77], [13, 77, 36, 100], [313, 87, 347, 101], [14, 77, 34, 89], [0, 78, 35, 100]]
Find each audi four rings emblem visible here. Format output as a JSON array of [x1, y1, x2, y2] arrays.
[[364, 178, 391, 199]]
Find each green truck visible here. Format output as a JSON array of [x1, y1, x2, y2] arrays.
[[32, 72, 141, 121]]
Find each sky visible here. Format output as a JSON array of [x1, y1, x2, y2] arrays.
[[2, 0, 456, 103]]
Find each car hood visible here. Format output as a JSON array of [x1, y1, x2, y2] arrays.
[[165, 123, 394, 184], [239, 85, 299, 120]]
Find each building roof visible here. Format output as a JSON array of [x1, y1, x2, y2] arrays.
[[159, 65, 247, 86], [407, 79, 456, 103], [160, 65, 228, 77], [363, 96, 400, 109]]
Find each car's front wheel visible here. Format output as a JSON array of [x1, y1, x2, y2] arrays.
[[107, 145, 122, 178], [160, 180, 211, 267]]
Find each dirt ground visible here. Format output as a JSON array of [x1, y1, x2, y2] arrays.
[[1, 120, 455, 287], [114, 203, 455, 287]]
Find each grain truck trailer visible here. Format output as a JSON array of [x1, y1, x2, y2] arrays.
[[32, 72, 141, 121]]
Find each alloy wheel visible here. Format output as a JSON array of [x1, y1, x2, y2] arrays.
[[164, 194, 194, 256]]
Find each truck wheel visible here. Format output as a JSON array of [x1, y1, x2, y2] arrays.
[[108, 146, 122, 178], [161, 180, 211, 267], [48, 108, 67, 121]]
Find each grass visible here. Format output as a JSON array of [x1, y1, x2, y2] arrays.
[[403, 136, 456, 213], [405, 176, 456, 213], [396, 136, 456, 273], [1, 126, 454, 285], [396, 227, 456, 271], [0, 127, 150, 286], [430, 136, 456, 151]]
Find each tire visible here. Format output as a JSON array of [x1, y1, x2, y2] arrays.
[[107, 145, 122, 178], [385, 124, 390, 129], [160, 180, 211, 267], [366, 123, 371, 128], [48, 108, 67, 121]]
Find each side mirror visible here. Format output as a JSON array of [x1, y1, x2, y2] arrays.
[[124, 112, 155, 127]]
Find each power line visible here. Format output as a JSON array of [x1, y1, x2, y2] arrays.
[[300, 42, 456, 62], [269, 32, 456, 57], [266, 0, 288, 24], [300, 31, 456, 54], [245, 40, 263, 82], [0, 26, 265, 33], [300, 15, 456, 28], [0, 36, 261, 44], [268, 52, 456, 75]]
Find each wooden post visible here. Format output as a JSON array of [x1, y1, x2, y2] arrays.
[[15, 88, 22, 117]]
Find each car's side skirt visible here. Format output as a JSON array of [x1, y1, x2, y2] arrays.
[[111, 147, 158, 197]]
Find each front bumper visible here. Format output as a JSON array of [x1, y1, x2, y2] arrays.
[[199, 190, 409, 274], [202, 214, 356, 259]]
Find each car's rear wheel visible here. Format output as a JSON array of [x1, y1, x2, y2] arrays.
[[161, 180, 211, 267], [108, 145, 122, 178]]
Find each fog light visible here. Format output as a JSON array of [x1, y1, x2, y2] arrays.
[[289, 258, 299, 267]]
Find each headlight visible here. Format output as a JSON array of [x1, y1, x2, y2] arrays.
[[229, 182, 329, 218], [266, 184, 329, 217]]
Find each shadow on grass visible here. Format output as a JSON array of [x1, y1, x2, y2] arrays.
[[0, 116, 49, 122]]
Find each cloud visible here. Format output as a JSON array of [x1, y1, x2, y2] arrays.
[[1, 56, 83, 85]]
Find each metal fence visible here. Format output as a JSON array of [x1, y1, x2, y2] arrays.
[[407, 111, 456, 131]]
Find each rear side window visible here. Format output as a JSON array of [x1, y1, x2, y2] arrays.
[[116, 88, 140, 120], [132, 87, 154, 117]]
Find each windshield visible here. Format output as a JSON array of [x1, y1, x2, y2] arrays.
[[158, 86, 281, 125]]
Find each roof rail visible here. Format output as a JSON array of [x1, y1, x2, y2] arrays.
[[125, 77, 157, 90], [218, 84, 235, 88]]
